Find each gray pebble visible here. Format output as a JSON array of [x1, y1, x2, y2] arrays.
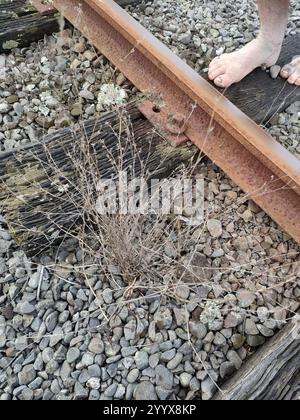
[[124, 319, 137, 341], [155, 365, 174, 390], [160, 348, 176, 363], [245, 318, 259, 335], [15, 302, 36, 315], [114, 384, 126, 399], [155, 386, 173, 400], [149, 353, 160, 369], [207, 219, 222, 238], [74, 382, 88, 400], [134, 381, 157, 400], [257, 324, 274, 337], [154, 307, 173, 329], [89, 389, 100, 400], [102, 288, 113, 304], [86, 377, 100, 390], [231, 334, 246, 350], [104, 383, 118, 397], [224, 312, 243, 328], [42, 348, 54, 364], [81, 353, 94, 367], [88, 364, 101, 377], [80, 90, 94, 101], [134, 351, 149, 370], [19, 387, 34, 400], [213, 332, 226, 346], [0, 102, 9, 114], [270, 65, 281, 79], [227, 350, 243, 369], [236, 290, 256, 308], [88, 337, 104, 354], [45, 312, 58, 333], [247, 335, 265, 347], [189, 321, 207, 339], [14, 336, 28, 351], [220, 362, 236, 379], [173, 308, 186, 326], [28, 272, 41, 289], [201, 376, 217, 400], [67, 347, 81, 364], [127, 368, 140, 384], [179, 372, 192, 387], [18, 365, 36, 386], [166, 352, 183, 370]]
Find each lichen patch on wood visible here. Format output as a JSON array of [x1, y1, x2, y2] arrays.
[[2, 40, 19, 50]]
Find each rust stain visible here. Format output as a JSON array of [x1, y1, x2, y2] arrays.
[[138, 101, 188, 146]]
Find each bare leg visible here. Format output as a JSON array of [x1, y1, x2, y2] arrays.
[[208, 0, 290, 88]]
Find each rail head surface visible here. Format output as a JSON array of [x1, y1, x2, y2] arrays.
[[53, 0, 300, 243]]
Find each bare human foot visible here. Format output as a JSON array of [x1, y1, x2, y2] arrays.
[[208, 37, 282, 88], [280, 56, 300, 86]]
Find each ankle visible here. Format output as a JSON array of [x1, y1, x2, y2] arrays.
[[257, 32, 283, 51]]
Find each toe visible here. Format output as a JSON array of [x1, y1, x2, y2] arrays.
[[213, 74, 233, 88], [281, 56, 300, 84], [209, 60, 223, 74], [211, 56, 223, 66], [208, 66, 226, 81], [280, 65, 292, 79], [295, 77, 300, 86], [287, 69, 300, 85]]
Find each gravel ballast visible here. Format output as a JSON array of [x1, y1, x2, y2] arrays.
[[0, 1, 299, 401]]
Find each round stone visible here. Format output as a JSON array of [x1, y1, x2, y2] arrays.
[[179, 372, 192, 387], [236, 290, 256, 308], [67, 347, 81, 364], [88, 337, 104, 354], [134, 382, 157, 400], [207, 219, 223, 238], [18, 365, 36, 386]]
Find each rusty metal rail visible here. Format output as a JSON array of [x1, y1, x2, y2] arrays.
[[53, 0, 300, 243]]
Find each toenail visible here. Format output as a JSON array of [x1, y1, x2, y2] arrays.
[[216, 77, 223, 85], [282, 68, 291, 75]]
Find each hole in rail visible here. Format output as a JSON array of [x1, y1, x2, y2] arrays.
[[152, 105, 161, 113]]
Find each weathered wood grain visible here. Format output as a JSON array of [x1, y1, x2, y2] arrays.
[[0, 104, 195, 255], [0, 1, 37, 23], [0, 0, 60, 53], [213, 316, 300, 400]]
